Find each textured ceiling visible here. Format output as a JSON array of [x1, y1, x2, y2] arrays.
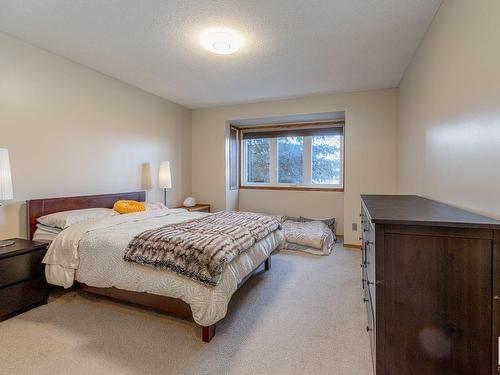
[[0, 0, 441, 109]]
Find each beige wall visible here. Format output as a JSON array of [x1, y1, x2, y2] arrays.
[[398, 0, 500, 219], [192, 89, 399, 245], [0, 33, 192, 239], [0, 32, 405, 245], [239, 190, 344, 233]]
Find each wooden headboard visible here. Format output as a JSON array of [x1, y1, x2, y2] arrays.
[[26, 191, 145, 239]]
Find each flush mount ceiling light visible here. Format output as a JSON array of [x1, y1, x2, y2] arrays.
[[200, 27, 244, 55]]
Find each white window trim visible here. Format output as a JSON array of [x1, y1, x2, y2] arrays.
[[241, 135, 344, 189]]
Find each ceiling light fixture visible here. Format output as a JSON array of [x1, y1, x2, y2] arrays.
[[200, 27, 244, 55]]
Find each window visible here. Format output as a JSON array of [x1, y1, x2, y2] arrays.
[[245, 138, 270, 183], [311, 135, 342, 185], [278, 137, 303, 184], [240, 122, 344, 190], [229, 126, 239, 190]]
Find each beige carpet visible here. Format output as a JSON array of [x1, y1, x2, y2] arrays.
[[0, 244, 372, 375]]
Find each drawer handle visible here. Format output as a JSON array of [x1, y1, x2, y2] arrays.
[[366, 326, 373, 332], [494, 295, 500, 300], [363, 298, 369, 302], [367, 280, 382, 286]]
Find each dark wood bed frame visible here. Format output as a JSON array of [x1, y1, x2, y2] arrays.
[[27, 191, 272, 342]]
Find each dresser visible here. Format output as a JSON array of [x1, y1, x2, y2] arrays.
[[360, 195, 500, 375]]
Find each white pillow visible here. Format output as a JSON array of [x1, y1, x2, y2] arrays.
[[143, 202, 168, 210], [36, 223, 62, 234], [37, 208, 118, 229]]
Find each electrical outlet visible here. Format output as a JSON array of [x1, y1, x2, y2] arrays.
[[352, 223, 358, 231]]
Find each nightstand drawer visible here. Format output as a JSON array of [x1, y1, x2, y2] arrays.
[[0, 277, 48, 320], [0, 249, 45, 288]]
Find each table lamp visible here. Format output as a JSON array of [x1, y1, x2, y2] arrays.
[[0, 149, 14, 247], [158, 161, 172, 206]]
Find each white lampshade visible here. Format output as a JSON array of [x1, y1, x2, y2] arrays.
[[158, 161, 172, 189], [141, 162, 152, 190], [0, 149, 13, 201]]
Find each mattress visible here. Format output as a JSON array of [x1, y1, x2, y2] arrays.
[[43, 209, 284, 326]]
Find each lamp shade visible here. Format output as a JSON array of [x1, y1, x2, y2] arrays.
[[0, 149, 13, 201], [158, 161, 172, 189], [141, 162, 152, 190]]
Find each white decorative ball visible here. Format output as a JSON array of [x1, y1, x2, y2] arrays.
[[183, 197, 197, 207]]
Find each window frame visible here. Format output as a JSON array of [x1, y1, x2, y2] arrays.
[[238, 122, 345, 192], [229, 126, 239, 190]]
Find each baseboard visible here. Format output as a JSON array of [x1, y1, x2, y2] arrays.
[[343, 243, 362, 249], [335, 234, 344, 239]]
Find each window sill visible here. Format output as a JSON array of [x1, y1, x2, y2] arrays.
[[239, 186, 344, 192]]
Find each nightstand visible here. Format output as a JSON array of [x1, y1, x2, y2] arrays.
[[177, 204, 211, 213], [0, 239, 49, 321]]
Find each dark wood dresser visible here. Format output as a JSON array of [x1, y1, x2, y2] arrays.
[[0, 239, 49, 321], [360, 195, 500, 375]]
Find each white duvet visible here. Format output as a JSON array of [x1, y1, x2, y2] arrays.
[[43, 209, 284, 326]]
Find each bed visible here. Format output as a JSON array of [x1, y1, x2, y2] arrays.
[[27, 192, 284, 342]]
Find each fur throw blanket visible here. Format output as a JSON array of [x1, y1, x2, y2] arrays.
[[124, 211, 281, 287]]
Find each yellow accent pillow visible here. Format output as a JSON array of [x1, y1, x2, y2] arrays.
[[113, 200, 145, 214]]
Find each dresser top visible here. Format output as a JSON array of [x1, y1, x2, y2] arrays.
[[361, 195, 500, 229]]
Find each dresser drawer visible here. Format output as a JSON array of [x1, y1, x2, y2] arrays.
[[0, 277, 48, 320], [363, 268, 369, 297], [365, 284, 376, 372], [0, 248, 46, 288], [365, 242, 375, 284], [364, 230, 376, 308]]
